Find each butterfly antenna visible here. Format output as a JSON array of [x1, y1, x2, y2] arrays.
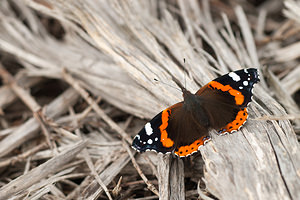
[[183, 58, 186, 89], [154, 78, 181, 92]]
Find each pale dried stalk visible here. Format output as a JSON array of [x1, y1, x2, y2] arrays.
[[67, 102, 113, 200], [62, 68, 159, 196], [0, 140, 87, 199], [157, 154, 185, 200], [266, 69, 300, 126], [0, 72, 41, 110], [82, 149, 113, 200], [123, 141, 159, 196], [282, 66, 300, 95], [0, 88, 79, 157], [62, 68, 132, 144], [82, 153, 131, 199], [0, 0, 299, 199], [284, 0, 300, 24], [0, 65, 41, 112], [0, 65, 54, 147], [0, 142, 47, 168], [255, 115, 300, 120], [157, 154, 171, 199]]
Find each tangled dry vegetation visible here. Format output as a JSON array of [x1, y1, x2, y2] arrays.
[[0, 0, 299, 199]]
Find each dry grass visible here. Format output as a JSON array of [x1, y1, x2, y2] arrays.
[[0, 0, 299, 199]]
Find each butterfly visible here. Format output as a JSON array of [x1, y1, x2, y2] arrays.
[[132, 68, 260, 157]]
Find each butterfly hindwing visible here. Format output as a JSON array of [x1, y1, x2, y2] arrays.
[[167, 102, 211, 157]]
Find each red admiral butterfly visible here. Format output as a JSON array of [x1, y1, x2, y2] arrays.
[[132, 68, 260, 157]]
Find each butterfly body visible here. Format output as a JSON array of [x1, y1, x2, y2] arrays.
[[132, 68, 260, 157]]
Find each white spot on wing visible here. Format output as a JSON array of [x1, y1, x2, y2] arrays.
[[155, 137, 158, 141], [239, 86, 243, 89], [147, 139, 153, 144], [244, 69, 248, 73], [145, 122, 153, 136], [229, 72, 241, 82], [135, 135, 140, 140], [243, 81, 248, 86]]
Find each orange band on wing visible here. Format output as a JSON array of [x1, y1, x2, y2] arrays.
[[159, 109, 174, 148], [209, 81, 244, 105], [219, 108, 248, 134], [174, 136, 210, 157]]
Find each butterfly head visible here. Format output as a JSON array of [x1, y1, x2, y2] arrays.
[[181, 87, 192, 98]]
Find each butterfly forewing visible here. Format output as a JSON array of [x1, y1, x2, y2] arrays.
[[132, 110, 174, 153], [197, 68, 259, 107], [196, 68, 259, 134]]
